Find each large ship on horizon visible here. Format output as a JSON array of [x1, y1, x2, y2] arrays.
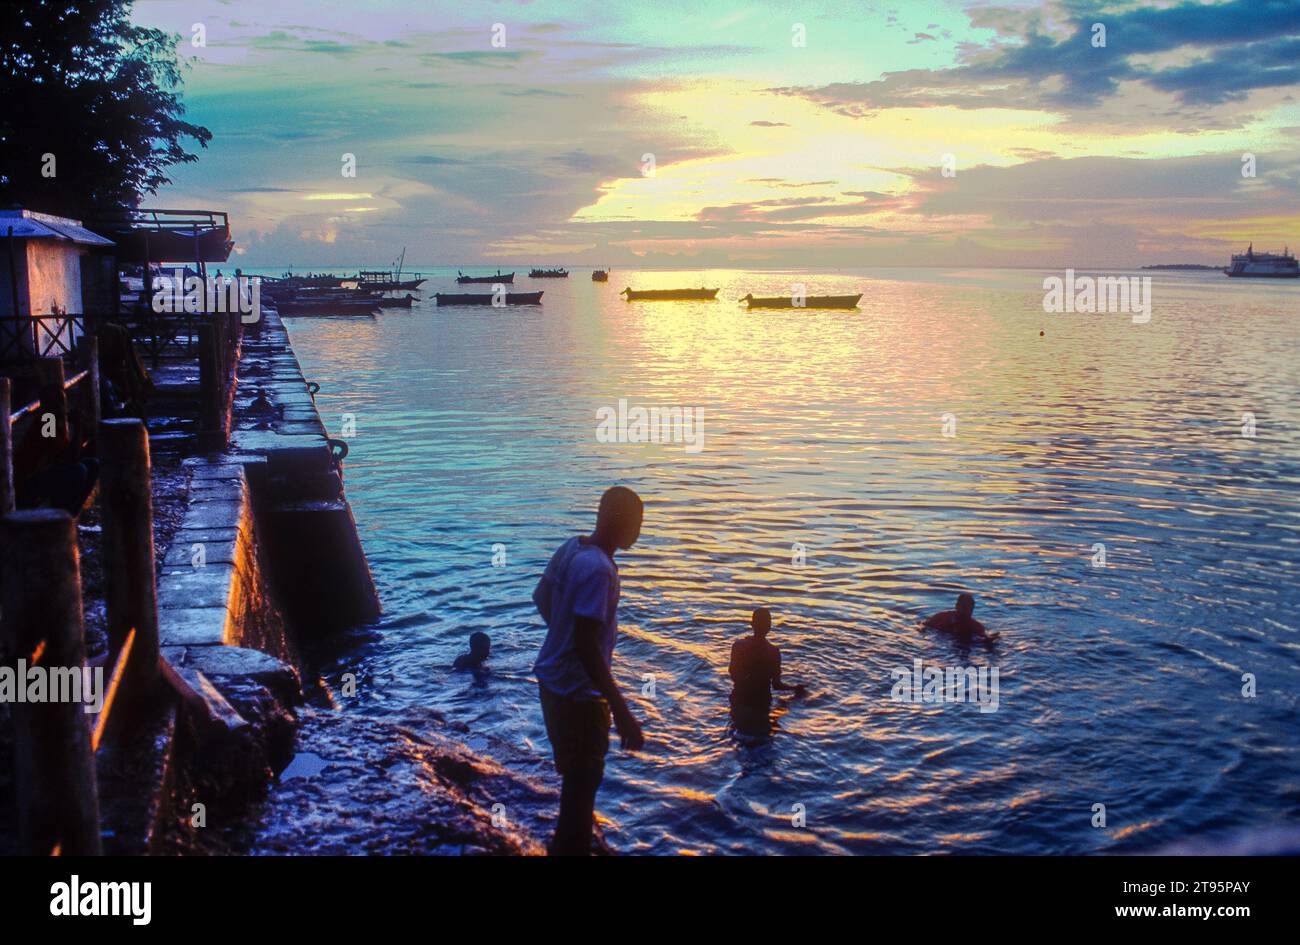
[[1224, 243, 1299, 278]]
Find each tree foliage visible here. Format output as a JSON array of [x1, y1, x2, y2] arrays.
[[0, 0, 211, 217]]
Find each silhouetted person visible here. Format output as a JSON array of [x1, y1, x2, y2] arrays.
[[453, 631, 491, 671], [249, 387, 276, 416], [922, 593, 999, 642], [729, 608, 805, 736], [533, 486, 645, 855]]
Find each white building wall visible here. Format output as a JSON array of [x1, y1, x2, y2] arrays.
[[23, 240, 85, 354]]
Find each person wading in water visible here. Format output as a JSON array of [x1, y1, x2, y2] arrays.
[[532, 486, 646, 855], [728, 607, 806, 737]]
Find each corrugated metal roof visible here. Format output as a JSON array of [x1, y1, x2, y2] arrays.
[[0, 209, 115, 246]]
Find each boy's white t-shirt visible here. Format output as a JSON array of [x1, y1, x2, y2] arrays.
[[533, 536, 620, 700]]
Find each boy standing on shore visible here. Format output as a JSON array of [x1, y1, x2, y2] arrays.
[[532, 486, 645, 855]]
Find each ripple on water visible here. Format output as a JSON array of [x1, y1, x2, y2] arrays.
[[273, 267, 1300, 854]]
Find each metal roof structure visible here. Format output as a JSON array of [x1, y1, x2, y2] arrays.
[[86, 208, 233, 263], [0, 209, 115, 246]]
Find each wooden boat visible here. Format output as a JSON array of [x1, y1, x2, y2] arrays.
[[377, 294, 416, 308], [457, 270, 515, 284], [529, 268, 568, 278], [264, 284, 380, 301], [739, 293, 862, 309], [620, 287, 719, 301], [592, 269, 609, 282], [357, 248, 426, 290], [358, 272, 426, 291], [278, 298, 378, 316], [434, 291, 543, 306], [264, 273, 347, 289]]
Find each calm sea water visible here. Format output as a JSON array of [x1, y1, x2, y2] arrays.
[[267, 266, 1300, 855]]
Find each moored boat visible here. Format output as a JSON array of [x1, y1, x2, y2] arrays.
[[620, 287, 719, 301], [1224, 244, 1298, 278], [457, 270, 515, 284], [740, 293, 862, 309], [377, 294, 417, 308], [434, 291, 543, 306], [264, 272, 347, 289], [592, 269, 609, 282], [356, 248, 426, 290], [278, 297, 379, 316], [358, 271, 426, 290], [529, 268, 568, 278]]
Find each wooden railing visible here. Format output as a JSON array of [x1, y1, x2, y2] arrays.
[[1, 341, 101, 516], [0, 312, 90, 361], [0, 419, 245, 856]]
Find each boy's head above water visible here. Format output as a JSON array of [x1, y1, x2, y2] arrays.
[[469, 631, 491, 659], [956, 593, 976, 619], [751, 607, 772, 638]]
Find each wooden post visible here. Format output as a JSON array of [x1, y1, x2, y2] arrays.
[[98, 418, 159, 689], [83, 333, 101, 431], [33, 356, 67, 447], [0, 377, 14, 515], [197, 318, 223, 444], [0, 509, 103, 856]]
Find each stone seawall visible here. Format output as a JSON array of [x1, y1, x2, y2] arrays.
[[145, 308, 550, 855]]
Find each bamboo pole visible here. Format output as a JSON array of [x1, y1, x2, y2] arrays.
[[98, 418, 159, 689], [0, 509, 103, 856]]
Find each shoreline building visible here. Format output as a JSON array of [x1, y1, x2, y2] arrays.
[[0, 209, 115, 361]]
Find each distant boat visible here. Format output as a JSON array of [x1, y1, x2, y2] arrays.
[[357, 247, 426, 290], [457, 270, 515, 284], [434, 291, 543, 306], [592, 269, 609, 282], [377, 294, 416, 308], [620, 287, 718, 301], [529, 268, 568, 278], [1224, 244, 1298, 278], [266, 272, 346, 289], [278, 298, 378, 316], [358, 271, 426, 290], [740, 293, 862, 309]]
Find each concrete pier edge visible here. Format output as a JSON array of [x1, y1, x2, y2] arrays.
[[142, 306, 380, 851]]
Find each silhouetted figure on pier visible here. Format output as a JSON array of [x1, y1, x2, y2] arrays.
[[533, 486, 645, 855], [729, 608, 805, 737], [453, 632, 491, 671], [922, 593, 999, 643]]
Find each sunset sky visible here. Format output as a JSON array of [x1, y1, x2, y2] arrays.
[[132, 0, 1300, 268]]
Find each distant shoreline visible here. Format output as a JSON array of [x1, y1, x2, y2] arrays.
[[239, 263, 1230, 274]]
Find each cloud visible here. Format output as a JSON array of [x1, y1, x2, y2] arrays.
[[502, 88, 574, 97], [745, 179, 836, 188], [774, 0, 1300, 118], [398, 155, 467, 166], [418, 50, 537, 67]]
